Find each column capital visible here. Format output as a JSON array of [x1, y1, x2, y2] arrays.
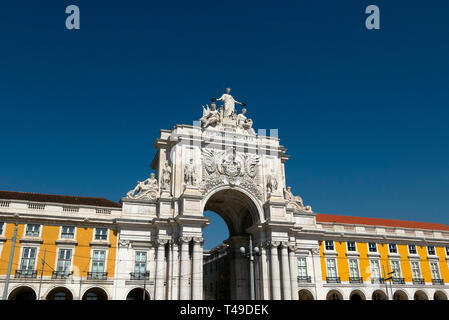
[[266, 241, 280, 248], [288, 244, 297, 252], [156, 239, 169, 246], [280, 241, 289, 249], [192, 237, 204, 244], [311, 248, 320, 255], [178, 236, 192, 244]]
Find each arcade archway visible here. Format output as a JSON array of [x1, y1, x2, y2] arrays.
[[46, 287, 73, 300], [8, 286, 36, 300]]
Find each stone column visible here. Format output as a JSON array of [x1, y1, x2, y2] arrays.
[[191, 237, 203, 300], [179, 237, 191, 300], [171, 241, 179, 300], [166, 241, 173, 300], [148, 244, 156, 299], [280, 242, 292, 300], [269, 241, 281, 300], [154, 239, 167, 300], [288, 245, 298, 300]]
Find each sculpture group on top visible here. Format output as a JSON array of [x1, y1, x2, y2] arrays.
[[200, 88, 254, 134]]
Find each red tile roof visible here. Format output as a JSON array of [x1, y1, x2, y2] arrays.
[[0, 190, 121, 208], [316, 213, 449, 232]]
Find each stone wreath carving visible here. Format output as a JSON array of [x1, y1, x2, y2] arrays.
[[200, 148, 262, 200]]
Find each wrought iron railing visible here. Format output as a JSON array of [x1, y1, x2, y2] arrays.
[[52, 271, 73, 279], [432, 278, 444, 285], [297, 276, 311, 283], [412, 278, 425, 285], [15, 270, 37, 278], [349, 277, 363, 283], [392, 277, 405, 284], [130, 272, 150, 280], [326, 277, 341, 283], [371, 277, 385, 284], [87, 272, 108, 280]]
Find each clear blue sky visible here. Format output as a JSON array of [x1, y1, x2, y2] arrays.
[[0, 1, 448, 249]]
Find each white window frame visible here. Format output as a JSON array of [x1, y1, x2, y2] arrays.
[[297, 256, 308, 278], [94, 228, 108, 241], [427, 246, 436, 256], [89, 248, 108, 276], [368, 242, 377, 253], [429, 261, 441, 280], [24, 224, 41, 237], [370, 259, 382, 279], [410, 260, 421, 279], [348, 258, 360, 278], [19, 245, 40, 274], [324, 240, 335, 251], [56, 247, 73, 274], [326, 258, 338, 279], [408, 244, 417, 255], [390, 260, 402, 279], [346, 241, 356, 252], [60, 226, 76, 239], [388, 243, 397, 254], [134, 251, 148, 275], [0, 222, 4, 236]]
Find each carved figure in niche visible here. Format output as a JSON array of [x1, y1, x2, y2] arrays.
[[266, 170, 278, 194], [161, 160, 172, 190], [184, 159, 197, 186]]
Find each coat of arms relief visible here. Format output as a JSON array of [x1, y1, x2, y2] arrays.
[[200, 148, 263, 200]]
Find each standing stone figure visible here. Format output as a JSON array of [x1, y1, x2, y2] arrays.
[[216, 88, 245, 118], [161, 160, 172, 190], [184, 159, 197, 186], [266, 170, 278, 194]]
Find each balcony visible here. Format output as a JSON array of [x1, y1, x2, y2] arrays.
[[371, 277, 385, 284], [297, 276, 311, 283], [52, 271, 73, 279], [432, 279, 444, 285], [87, 272, 108, 280], [349, 277, 363, 284], [412, 278, 425, 285], [130, 272, 150, 280], [326, 277, 341, 284], [392, 277, 405, 284], [15, 270, 37, 278]]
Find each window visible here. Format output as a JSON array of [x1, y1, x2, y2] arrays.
[[427, 246, 436, 255], [297, 257, 308, 277], [390, 260, 401, 278], [25, 224, 40, 237], [410, 261, 421, 279], [0, 222, 4, 235], [325, 240, 334, 251], [388, 244, 397, 254], [20, 247, 36, 273], [95, 228, 108, 240], [61, 226, 75, 239], [446, 247, 449, 256], [349, 259, 360, 278], [57, 249, 72, 274], [326, 258, 337, 278], [347, 241, 356, 252], [430, 262, 441, 280], [368, 243, 377, 253], [370, 260, 381, 279], [91, 250, 106, 275], [134, 252, 147, 275], [408, 244, 417, 255]]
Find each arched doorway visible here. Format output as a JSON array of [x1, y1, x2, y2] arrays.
[[414, 290, 428, 300], [82, 287, 108, 300], [372, 290, 387, 300], [126, 288, 150, 300], [8, 286, 36, 300], [434, 291, 448, 300], [298, 289, 314, 300], [393, 290, 408, 300], [46, 287, 73, 300], [326, 290, 343, 300], [202, 187, 262, 300], [350, 290, 366, 300]]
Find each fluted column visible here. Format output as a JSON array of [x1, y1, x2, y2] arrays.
[[269, 241, 281, 300], [191, 237, 203, 300], [280, 242, 292, 300], [179, 237, 191, 300], [288, 245, 298, 300], [154, 239, 167, 300], [171, 241, 179, 300]]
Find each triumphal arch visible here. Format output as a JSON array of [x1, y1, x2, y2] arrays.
[[120, 88, 316, 300]]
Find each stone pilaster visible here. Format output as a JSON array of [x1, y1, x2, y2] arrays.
[[269, 241, 281, 300], [179, 236, 191, 300], [280, 242, 291, 300], [191, 237, 204, 300], [154, 239, 168, 300], [288, 244, 299, 300]]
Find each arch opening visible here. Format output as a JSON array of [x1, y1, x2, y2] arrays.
[[393, 290, 408, 301], [298, 289, 314, 300], [326, 290, 343, 300], [434, 291, 448, 300], [46, 287, 73, 300], [349, 290, 366, 301], [372, 290, 387, 300], [8, 286, 36, 300], [202, 188, 261, 300], [414, 290, 428, 300], [82, 287, 108, 300], [126, 288, 150, 300]]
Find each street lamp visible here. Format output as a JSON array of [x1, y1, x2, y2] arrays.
[[239, 234, 260, 300]]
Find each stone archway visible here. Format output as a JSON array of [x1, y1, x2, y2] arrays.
[[393, 290, 408, 300], [414, 290, 428, 300], [202, 187, 262, 300], [298, 289, 314, 300], [372, 290, 387, 300], [8, 286, 36, 300], [350, 290, 366, 300], [46, 287, 73, 300], [434, 291, 448, 300], [82, 287, 108, 300], [326, 290, 344, 300], [126, 288, 151, 300]]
